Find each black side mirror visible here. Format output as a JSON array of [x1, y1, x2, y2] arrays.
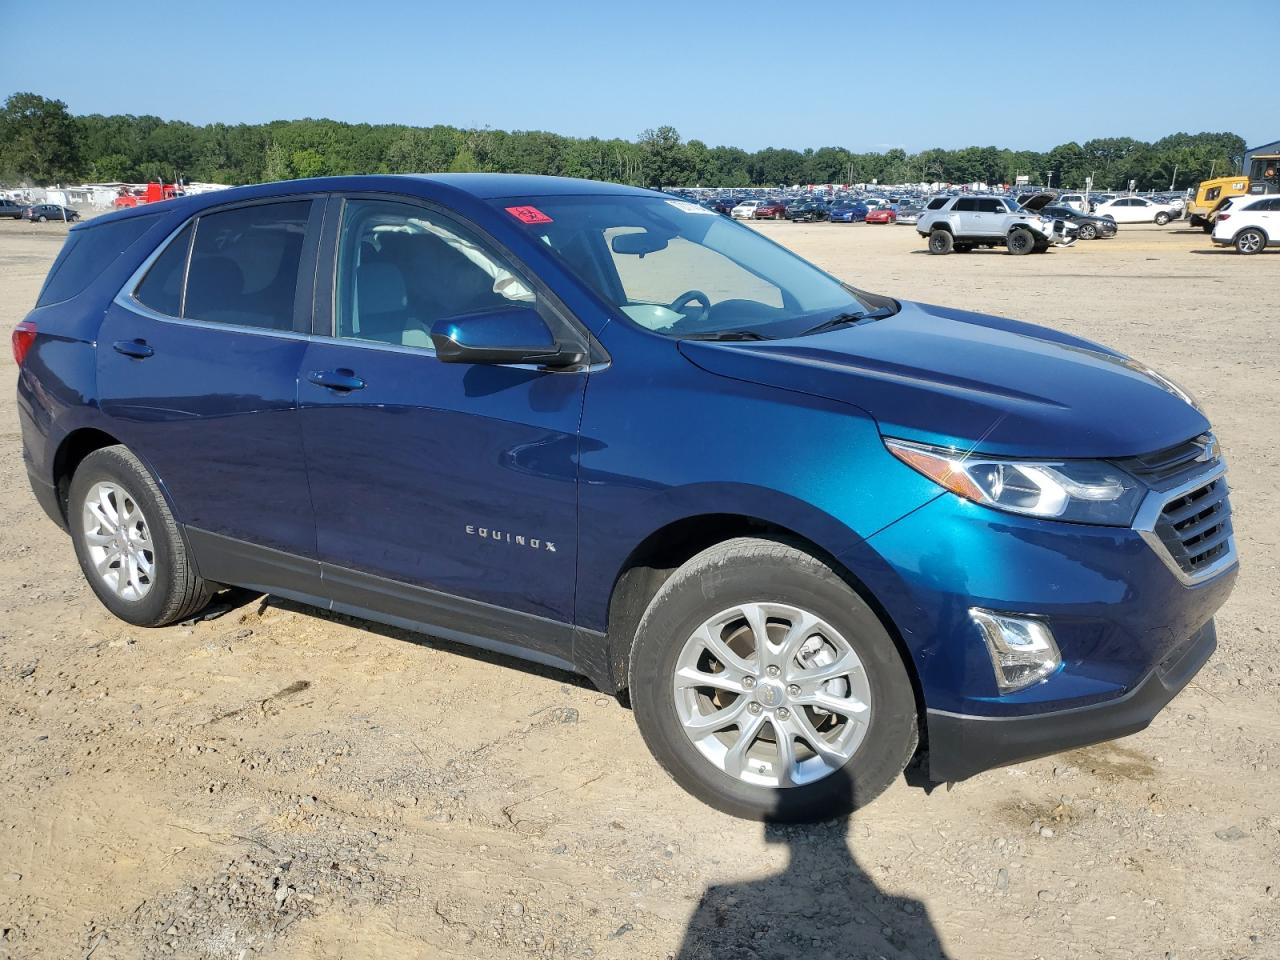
[[430, 306, 583, 368]]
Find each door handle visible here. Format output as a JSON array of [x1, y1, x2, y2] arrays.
[[112, 339, 154, 359], [307, 369, 366, 392]]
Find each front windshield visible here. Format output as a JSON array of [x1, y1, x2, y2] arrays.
[[495, 194, 873, 339]]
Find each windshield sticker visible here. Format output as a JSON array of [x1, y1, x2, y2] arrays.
[[666, 199, 715, 215], [505, 205, 553, 225]]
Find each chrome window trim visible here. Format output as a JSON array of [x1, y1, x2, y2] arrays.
[[1132, 461, 1237, 585]]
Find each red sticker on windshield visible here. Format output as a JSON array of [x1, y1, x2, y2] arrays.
[[505, 205, 553, 224]]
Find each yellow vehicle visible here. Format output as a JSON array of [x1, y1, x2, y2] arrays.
[[1187, 175, 1251, 231]]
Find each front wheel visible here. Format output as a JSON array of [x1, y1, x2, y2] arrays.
[[1235, 228, 1267, 255], [37, 215, 47, 222], [69, 446, 215, 626], [928, 230, 954, 254], [1078, 223, 1097, 240], [629, 538, 918, 821], [1007, 226, 1036, 255], [1154, 212, 1171, 226]]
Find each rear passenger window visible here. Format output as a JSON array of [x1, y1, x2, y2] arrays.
[[953, 198, 977, 212], [184, 201, 311, 331], [37, 213, 160, 306], [134, 222, 192, 317]]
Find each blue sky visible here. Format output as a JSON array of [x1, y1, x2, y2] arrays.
[[4, 0, 1273, 152]]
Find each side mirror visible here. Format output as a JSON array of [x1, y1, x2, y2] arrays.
[[430, 306, 583, 368]]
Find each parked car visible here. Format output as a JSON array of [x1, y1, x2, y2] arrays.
[[21, 204, 79, 223], [865, 206, 897, 224], [754, 199, 788, 220], [709, 197, 736, 216], [16, 174, 1236, 821], [1211, 195, 1280, 254], [1038, 204, 1117, 240], [0, 198, 26, 219], [786, 198, 828, 222], [1094, 196, 1175, 225], [895, 202, 925, 225], [1056, 194, 1091, 214], [917, 195, 1077, 254], [827, 200, 869, 223], [731, 200, 762, 219]]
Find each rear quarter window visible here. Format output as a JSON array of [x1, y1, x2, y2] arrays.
[[927, 198, 948, 210], [36, 213, 161, 306]]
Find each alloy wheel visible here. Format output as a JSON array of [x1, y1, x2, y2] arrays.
[[672, 602, 872, 788], [81, 481, 155, 601]]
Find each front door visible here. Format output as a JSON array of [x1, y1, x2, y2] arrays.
[[297, 196, 586, 664], [97, 198, 321, 563]]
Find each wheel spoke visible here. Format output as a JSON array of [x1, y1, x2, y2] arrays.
[[740, 604, 771, 657], [776, 610, 820, 667], [84, 531, 114, 548], [792, 650, 861, 686], [722, 711, 766, 779], [683, 697, 747, 737], [802, 689, 870, 718], [772, 718, 798, 785], [791, 709, 855, 767], [696, 623, 754, 675], [115, 555, 129, 594], [675, 665, 746, 695], [97, 486, 119, 526], [95, 548, 121, 577]]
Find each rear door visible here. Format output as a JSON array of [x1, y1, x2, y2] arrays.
[[295, 195, 587, 663], [98, 197, 323, 565]]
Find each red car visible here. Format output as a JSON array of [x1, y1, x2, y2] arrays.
[[865, 207, 897, 224], [754, 199, 788, 220]]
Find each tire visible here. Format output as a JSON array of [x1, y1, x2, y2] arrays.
[[629, 538, 918, 822], [1007, 226, 1035, 255], [1235, 228, 1267, 255], [37, 215, 47, 222], [928, 229, 953, 255], [69, 446, 215, 627], [1154, 212, 1171, 226], [1078, 223, 1097, 240]]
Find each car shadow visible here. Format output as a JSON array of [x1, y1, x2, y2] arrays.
[[674, 771, 953, 959], [1189, 248, 1273, 256]]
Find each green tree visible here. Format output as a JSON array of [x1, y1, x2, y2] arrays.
[[448, 146, 480, 172], [0, 92, 82, 183]]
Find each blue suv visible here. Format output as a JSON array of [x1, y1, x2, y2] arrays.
[[15, 175, 1237, 820]]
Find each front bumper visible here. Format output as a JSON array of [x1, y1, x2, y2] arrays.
[[927, 618, 1216, 781]]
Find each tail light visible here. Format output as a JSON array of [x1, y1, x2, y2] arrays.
[[11, 320, 37, 366], [1217, 213, 1230, 221]]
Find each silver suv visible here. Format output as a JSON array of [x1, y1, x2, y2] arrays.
[[916, 195, 1077, 255]]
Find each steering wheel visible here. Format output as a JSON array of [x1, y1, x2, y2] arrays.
[[669, 289, 712, 325]]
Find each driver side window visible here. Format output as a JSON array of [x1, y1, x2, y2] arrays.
[[335, 199, 534, 349], [603, 227, 783, 311]]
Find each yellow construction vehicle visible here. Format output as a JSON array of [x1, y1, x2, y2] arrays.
[[1188, 146, 1280, 232]]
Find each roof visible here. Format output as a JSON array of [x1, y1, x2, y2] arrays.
[[1245, 139, 1280, 159], [75, 173, 660, 231]]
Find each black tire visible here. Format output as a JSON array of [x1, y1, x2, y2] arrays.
[[1235, 228, 1267, 255], [928, 229, 953, 255], [1154, 211, 1171, 226], [1007, 226, 1035, 255], [629, 538, 918, 822], [69, 446, 215, 627], [1078, 223, 1097, 240], [37, 215, 47, 222]]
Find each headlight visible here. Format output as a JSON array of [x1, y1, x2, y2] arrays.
[[885, 438, 1144, 525]]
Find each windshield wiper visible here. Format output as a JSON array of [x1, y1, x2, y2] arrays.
[[801, 305, 896, 336], [682, 330, 768, 341]]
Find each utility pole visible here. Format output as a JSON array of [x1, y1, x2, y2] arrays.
[[1169, 164, 1177, 190]]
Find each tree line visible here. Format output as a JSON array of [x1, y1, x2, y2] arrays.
[[0, 91, 1248, 192]]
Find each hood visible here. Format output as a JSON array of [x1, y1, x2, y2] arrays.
[[677, 301, 1209, 458], [1018, 192, 1056, 212]]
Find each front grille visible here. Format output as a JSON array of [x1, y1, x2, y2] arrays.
[[1154, 476, 1233, 576], [1119, 433, 1218, 485]]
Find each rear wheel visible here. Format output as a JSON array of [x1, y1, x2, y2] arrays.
[[1154, 211, 1171, 226], [1235, 228, 1267, 255], [37, 215, 47, 222], [1007, 226, 1035, 255], [629, 538, 918, 821], [69, 446, 215, 627], [928, 230, 954, 255]]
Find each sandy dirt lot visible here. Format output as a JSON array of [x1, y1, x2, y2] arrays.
[[0, 213, 1276, 960]]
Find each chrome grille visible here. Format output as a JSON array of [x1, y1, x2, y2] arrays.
[[1154, 476, 1233, 576]]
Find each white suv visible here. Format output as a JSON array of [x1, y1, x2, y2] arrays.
[[1211, 195, 1280, 254], [916, 195, 1077, 255]]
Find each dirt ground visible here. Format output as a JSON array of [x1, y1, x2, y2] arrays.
[[0, 213, 1276, 960]]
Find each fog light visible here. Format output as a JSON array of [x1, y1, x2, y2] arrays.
[[969, 608, 1061, 693]]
